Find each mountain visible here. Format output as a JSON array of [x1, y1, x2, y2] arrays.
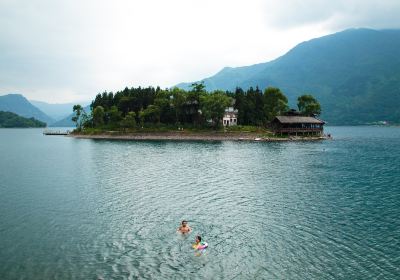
[[30, 100, 85, 121], [0, 94, 54, 125], [0, 111, 46, 128], [177, 28, 400, 124], [50, 105, 90, 127]]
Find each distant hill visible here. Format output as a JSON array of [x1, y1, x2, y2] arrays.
[[30, 100, 90, 121], [0, 94, 54, 124], [177, 28, 400, 124], [50, 105, 90, 127], [0, 111, 46, 128]]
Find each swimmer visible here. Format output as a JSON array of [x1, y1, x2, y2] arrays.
[[193, 235, 208, 255], [177, 220, 192, 234], [193, 235, 202, 248]]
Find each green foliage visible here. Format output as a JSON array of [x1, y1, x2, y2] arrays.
[[154, 91, 175, 124], [200, 91, 232, 129], [120, 111, 136, 130], [72, 104, 87, 131], [0, 111, 46, 127], [170, 87, 186, 124], [93, 106, 105, 126], [264, 87, 289, 122], [140, 105, 161, 124], [79, 85, 321, 131], [72, 105, 82, 123], [297, 94, 321, 116], [108, 106, 122, 123], [190, 82, 206, 93], [233, 87, 265, 126]]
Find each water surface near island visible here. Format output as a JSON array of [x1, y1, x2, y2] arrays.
[[0, 126, 399, 279]]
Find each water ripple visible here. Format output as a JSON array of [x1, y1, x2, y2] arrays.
[[1, 128, 400, 279]]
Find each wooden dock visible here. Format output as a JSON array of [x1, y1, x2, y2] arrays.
[[43, 130, 70, 136]]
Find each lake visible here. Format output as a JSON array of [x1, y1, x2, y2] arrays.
[[0, 127, 399, 279]]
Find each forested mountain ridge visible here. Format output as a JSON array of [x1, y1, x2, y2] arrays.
[[0, 111, 46, 128], [177, 28, 400, 124]]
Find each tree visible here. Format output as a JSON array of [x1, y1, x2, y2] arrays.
[[72, 104, 86, 130], [254, 87, 265, 125], [154, 90, 175, 124], [117, 96, 132, 115], [93, 106, 105, 127], [138, 110, 145, 127], [186, 82, 207, 125], [200, 91, 232, 129], [170, 87, 186, 124], [263, 87, 289, 123], [120, 111, 136, 131], [233, 87, 246, 124], [108, 106, 122, 124], [140, 105, 161, 124], [190, 82, 206, 93], [297, 94, 321, 116]]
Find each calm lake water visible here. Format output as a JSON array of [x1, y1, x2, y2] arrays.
[[0, 127, 399, 279]]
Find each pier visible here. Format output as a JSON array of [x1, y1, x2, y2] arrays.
[[43, 129, 70, 136]]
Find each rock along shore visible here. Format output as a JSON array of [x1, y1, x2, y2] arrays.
[[70, 132, 329, 142]]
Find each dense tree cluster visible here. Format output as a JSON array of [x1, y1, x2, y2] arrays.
[[73, 83, 321, 130], [233, 87, 289, 126], [0, 111, 46, 128], [297, 95, 321, 116]]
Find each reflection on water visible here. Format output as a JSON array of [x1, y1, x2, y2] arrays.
[[0, 127, 400, 279]]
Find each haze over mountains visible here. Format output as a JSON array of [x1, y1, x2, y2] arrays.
[[177, 28, 400, 124], [0, 94, 88, 126], [0, 94, 54, 124], [30, 100, 81, 121], [31, 100, 90, 127]]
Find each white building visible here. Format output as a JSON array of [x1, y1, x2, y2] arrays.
[[223, 107, 238, 126]]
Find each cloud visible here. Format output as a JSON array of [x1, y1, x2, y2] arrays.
[[0, 0, 399, 102], [263, 0, 400, 30]]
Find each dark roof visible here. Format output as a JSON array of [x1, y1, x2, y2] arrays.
[[274, 116, 325, 124]]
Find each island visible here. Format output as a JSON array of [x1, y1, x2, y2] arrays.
[[0, 111, 46, 128], [69, 84, 329, 141]]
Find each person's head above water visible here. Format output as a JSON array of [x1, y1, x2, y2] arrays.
[[195, 235, 201, 243], [181, 220, 188, 227]]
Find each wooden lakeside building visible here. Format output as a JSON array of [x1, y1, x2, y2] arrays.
[[270, 111, 325, 136]]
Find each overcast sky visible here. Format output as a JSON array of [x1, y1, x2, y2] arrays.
[[1, 0, 400, 103]]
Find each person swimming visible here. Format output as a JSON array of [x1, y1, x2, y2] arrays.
[[192, 235, 208, 255], [177, 220, 192, 234]]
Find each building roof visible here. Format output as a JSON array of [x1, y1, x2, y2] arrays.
[[274, 115, 325, 124], [225, 107, 238, 113]]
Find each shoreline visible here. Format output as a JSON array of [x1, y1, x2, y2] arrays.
[[70, 132, 330, 142]]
